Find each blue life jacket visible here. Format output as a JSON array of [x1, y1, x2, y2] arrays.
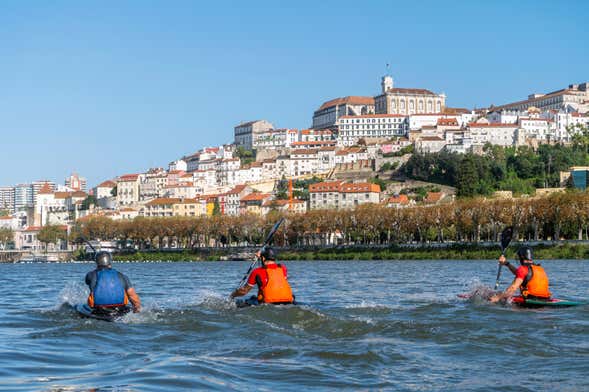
[[92, 269, 127, 307]]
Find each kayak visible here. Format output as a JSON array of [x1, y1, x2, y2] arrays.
[[75, 304, 131, 322], [458, 292, 585, 308], [511, 296, 585, 308], [235, 295, 300, 308]]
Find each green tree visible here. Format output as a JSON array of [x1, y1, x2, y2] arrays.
[[110, 186, 118, 197], [0, 210, 9, 217], [212, 199, 221, 216], [37, 225, 67, 252], [0, 228, 14, 249], [81, 195, 97, 210]]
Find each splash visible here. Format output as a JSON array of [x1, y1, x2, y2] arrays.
[[56, 281, 88, 309]]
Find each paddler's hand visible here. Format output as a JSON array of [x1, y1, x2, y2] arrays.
[[498, 255, 507, 265], [489, 294, 501, 303]]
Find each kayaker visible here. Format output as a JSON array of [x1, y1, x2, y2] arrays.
[[85, 251, 141, 313], [230, 247, 294, 305], [490, 246, 551, 303]]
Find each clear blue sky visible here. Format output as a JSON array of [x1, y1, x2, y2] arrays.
[[1, 0, 587, 187]]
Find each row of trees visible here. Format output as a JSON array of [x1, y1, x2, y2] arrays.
[[72, 191, 589, 250]]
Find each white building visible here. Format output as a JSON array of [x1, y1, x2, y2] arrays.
[[139, 169, 168, 201], [492, 82, 589, 113], [234, 120, 274, 150], [337, 114, 407, 146], [253, 128, 299, 150], [290, 149, 319, 177], [168, 159, 188, 172], [374, 75, 446, 115], [415, 136, 447, 153], [312, 96, 375, 130], [309, 181, 381, 210], [0, 186, 15, 212], [116, 174, 141, 207], [468, 121, 518, 147], [518, 117, 554, 142]]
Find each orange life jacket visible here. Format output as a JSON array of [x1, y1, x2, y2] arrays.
[[258, 264, 294, 304], [521, 264, 551, 299], [87, 292, 129, 308]]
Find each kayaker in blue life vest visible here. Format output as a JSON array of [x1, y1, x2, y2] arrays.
[[85, 251, 141, 313]]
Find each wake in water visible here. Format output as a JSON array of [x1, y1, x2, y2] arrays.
[[458, 278, 498, 304]]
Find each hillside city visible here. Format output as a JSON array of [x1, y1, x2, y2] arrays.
[[1, 74, 589, 252]]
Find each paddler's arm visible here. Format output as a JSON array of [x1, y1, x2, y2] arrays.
[[231, 284, 253, 298], [127, 288, 141, 313], [498, 255, 518, 275], [489, 277, 523, 303]]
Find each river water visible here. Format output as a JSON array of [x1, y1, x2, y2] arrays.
[[0, 259, 588, 391]]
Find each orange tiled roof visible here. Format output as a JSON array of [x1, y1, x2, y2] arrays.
[[145, 198, 181, 206], [118, 174, 140, 181], [37, 183, 53, 194], [340, 183, 380, 193], [240, 193, 271, 202], [318, 96, 375, 111], [425, 192, 444, 203], [97, 180, 116, 188], [384, 87, 437, 95], [387, 194, 409, 204]]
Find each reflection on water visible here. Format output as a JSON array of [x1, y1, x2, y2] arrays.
[[0, 260, 588, 391]]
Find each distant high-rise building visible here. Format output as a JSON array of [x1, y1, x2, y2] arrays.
[[14, 184, 34, 211], [0, 186, 15, 212], [65, 172, 87, 192]]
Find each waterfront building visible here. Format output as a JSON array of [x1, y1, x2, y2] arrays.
[[374, 75, 446, 115], [312, 96, 375, 130], [234, 120, 274, 151], [309, 181, 381, 210]]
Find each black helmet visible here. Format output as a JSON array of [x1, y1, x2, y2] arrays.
[[517, 246, 533, 263], [95, 251, 113, 268], [260, 246, 276, 261]]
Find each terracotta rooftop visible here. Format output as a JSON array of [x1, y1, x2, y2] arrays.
[[145, 198, 182, 206], [97, 180, 116, 188], [384, 87, 437, 96], [37, 183, 53, 194], [318, 96, 375, 111], [425, 192, 445, 203], [118, 174, 140, 182], [241, 193, 271, 202], [227, 184, 249, 195], [387, 194, 410, 204]]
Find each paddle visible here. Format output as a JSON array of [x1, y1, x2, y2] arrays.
[[236, 217, 285, 289], [494, 226, 513, 290]]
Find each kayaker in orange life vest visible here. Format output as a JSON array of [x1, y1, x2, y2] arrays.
[[490, 246, 551, 303], [230, 247, 294, 305]]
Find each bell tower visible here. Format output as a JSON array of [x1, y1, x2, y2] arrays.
[[382, 75, 393, 93]]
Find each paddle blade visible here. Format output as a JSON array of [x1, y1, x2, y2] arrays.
[[263, 217, 285, 246], [500, 226, 513, 253]]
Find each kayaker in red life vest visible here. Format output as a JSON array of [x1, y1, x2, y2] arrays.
[[230, 247, 294, 305], [85, 251, 142, 313], [490, 246, 551, 303]]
